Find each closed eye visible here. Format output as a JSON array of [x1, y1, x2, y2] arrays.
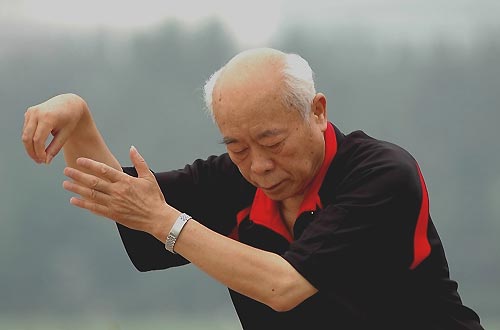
[[265, 141, 284, 152], [231, 148, 248, 155]]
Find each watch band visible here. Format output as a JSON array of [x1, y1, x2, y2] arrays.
[[165, 212, 192, 254]]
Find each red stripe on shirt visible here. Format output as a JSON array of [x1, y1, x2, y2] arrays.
[[230, 207, 251, 240], [409, 163, 431, 270]]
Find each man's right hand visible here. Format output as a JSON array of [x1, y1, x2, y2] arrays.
[[21, 93, 122, 173], [22, 93, 87, 165]]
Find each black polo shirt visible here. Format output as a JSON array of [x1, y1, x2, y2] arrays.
[[117, 123, 483, 330]]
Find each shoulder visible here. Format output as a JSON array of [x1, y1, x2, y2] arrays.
[[181, 153, 241, 179], [324, 130, 423, 201], [343, 130, 417, 169], [123, 152, 240, 183]]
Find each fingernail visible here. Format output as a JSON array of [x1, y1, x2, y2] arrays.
[[46, 155, 53, 164], [130, 145, 136, 151]]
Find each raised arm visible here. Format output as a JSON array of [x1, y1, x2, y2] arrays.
[[62, 150, 318, 312], [22, 93, 121, 172]]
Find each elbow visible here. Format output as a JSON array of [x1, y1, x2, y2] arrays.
[[267, 295, 302, 313], [132, 260, 154, 273], [264, 275, 310, 312], [268, 298, 300, 313]]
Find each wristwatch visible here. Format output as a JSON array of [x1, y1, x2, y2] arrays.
[[165, 212, 192, 254]]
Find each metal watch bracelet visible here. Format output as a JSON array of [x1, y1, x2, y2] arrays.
[[165, 212, 192, 254]]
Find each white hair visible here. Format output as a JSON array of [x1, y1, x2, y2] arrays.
[[202, 66, 224, 121], [202, 52, 316, 121], [280, 53, 317, 120]]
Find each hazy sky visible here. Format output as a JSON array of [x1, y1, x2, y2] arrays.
[[1, 0, 499, 46]]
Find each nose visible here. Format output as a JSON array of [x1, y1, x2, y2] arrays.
[[250, 152, 274, 175]]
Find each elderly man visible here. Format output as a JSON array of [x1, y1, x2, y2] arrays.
[[22, 48, 483, 329]]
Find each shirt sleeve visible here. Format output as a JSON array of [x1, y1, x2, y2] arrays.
[[283, 147, 427, 295], [117, 153, 254, 272]]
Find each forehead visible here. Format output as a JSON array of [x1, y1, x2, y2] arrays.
[[213, 85, 302, 139]]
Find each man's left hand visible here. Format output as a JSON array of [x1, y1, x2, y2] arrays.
[[62, 146, 178, 241]]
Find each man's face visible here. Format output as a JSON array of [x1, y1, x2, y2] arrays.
[[213, 89, 327, 202]]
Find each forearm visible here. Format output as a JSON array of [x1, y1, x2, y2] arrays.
[[61, 149, 317, 311], [63, 96, 122, 173], [171, 217, 318, 311]]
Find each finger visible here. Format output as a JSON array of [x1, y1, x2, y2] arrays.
[[22, 110, 30, 133], [22, 111, 42, 163], [32, 120, 52, 163], [63, 180, 110, 204], [76, 158, 125, 183], [69, 196, 113, 220], [64, 167, 112, 193], [130, 146, 153, 179]]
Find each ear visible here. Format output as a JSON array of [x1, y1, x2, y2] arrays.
[[311, 93, 328, 131]]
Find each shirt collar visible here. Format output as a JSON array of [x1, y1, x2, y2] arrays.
[[244, 122, 338, 242]]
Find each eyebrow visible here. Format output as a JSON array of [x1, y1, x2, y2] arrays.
[[219, 128, 286, 145], [220, 137, 238, 145], [256, 128, 286, 140]]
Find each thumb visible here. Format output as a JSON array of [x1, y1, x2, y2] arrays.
[[45, 128, 72, 164], [130, 146, 153, 179]]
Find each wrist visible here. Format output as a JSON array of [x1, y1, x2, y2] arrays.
[[165, 212, 192, 254], [152, 204, 180, 243], [74, 96, 92, 132], [59, 93, 87, 122], [63, 94, 89, 136], [67, 97, 101, 148]]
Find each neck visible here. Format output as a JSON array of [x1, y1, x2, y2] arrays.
[[279, 194, 304, 216], [278, 196, 304, 238]]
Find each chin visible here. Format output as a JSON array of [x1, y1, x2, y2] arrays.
[[263, 189, 294, 202]]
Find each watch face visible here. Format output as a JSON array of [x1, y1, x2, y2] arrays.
[[165, 213, 192, 254]]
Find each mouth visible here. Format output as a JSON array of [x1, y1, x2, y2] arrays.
[[261, 181, 283, 191]]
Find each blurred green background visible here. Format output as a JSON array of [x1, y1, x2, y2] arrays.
[[1, 1, 499, 329]]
